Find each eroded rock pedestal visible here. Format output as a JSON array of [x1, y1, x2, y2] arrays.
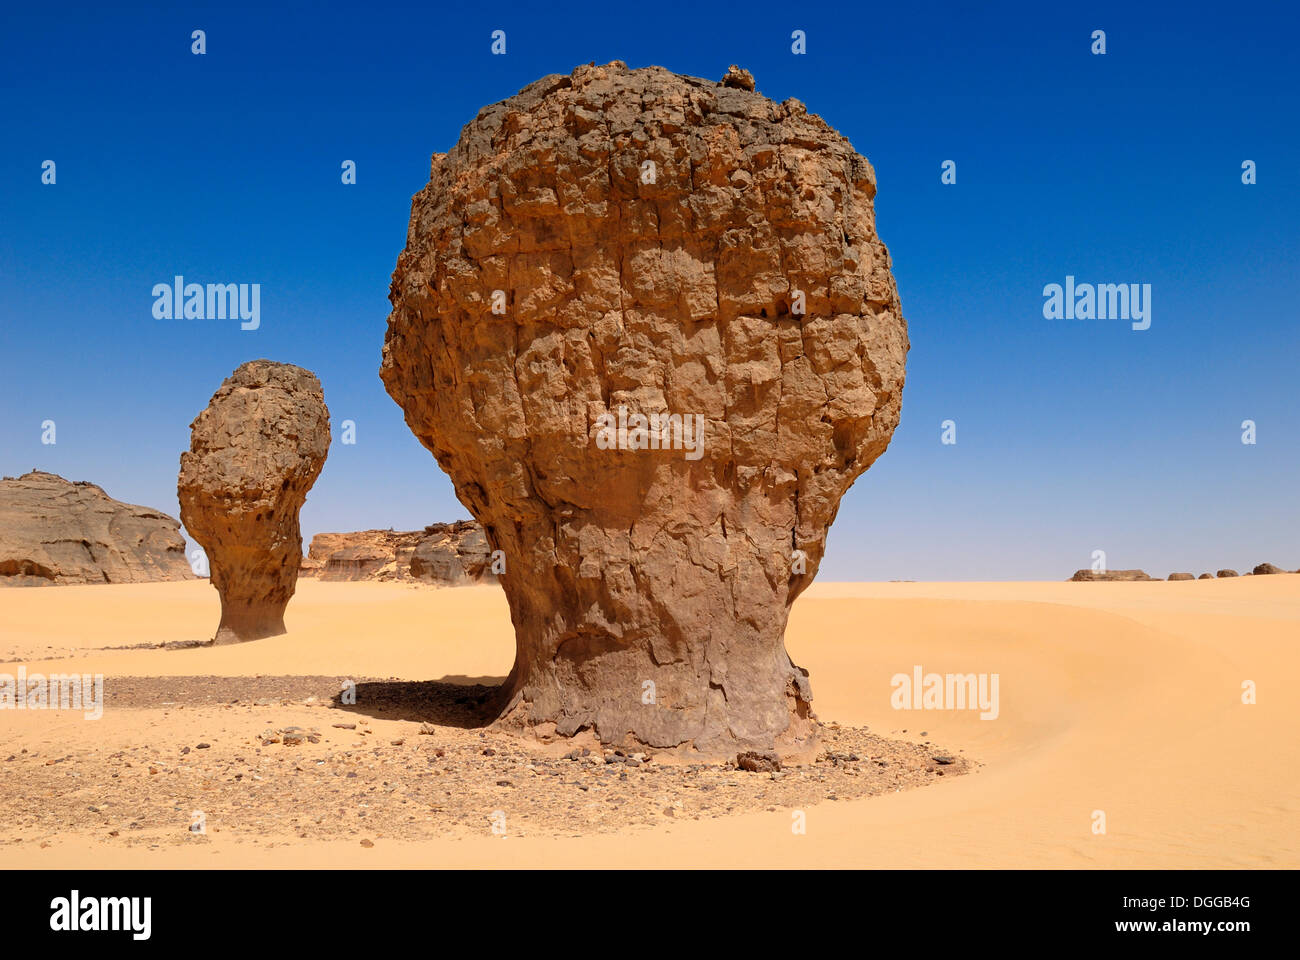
[[381, 63, 908, 756], [178, 360, 330, 643]]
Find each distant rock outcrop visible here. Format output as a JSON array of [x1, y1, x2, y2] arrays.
[[178, 360, 331, 643], [302, 521, 493, 586], [1069, 569, 1153, 582], [0, 471, 193, 586], [1069, 565, 1292, 582]]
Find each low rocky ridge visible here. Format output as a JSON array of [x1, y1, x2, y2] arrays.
[[1069, 569, 1154, 582], [1068, 564, 1296, 582], [0, 471, 192, 586], [301, 522, 495, 586]]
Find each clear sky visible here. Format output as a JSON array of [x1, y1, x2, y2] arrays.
[[2, 1, 1297, 580]]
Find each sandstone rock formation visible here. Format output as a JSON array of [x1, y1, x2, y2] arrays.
[[0, 471, 193, 585], [1197, 573, 1213, 579], [719, 65, 755, 91], [1167, 572, 1195, 581], [1252, 562, 1285, 575], [178, 361, 330, 643], [381, 62, 908, 756], [301, 529, 414, 581], [1217, 569, 1239, 578], [302, 521, 493, 585], [1069, 569, 1153, 582]]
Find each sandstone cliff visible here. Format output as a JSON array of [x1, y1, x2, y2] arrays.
[[0, 471, 193, 586], [302, 521, 494, 585]]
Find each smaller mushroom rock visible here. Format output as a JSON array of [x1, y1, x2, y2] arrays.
[[178, 360, 330, 643]]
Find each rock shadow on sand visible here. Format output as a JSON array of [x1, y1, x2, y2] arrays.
[[333, 677, 506, 729]]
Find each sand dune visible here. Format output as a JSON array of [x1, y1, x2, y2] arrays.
[[2, 576, 1296, 868]]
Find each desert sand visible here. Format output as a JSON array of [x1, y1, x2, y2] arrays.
[[1, 575, 1296, 868]]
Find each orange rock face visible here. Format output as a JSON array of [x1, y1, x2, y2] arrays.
[[304, 522, 494, 585], [381, 63, 908, 755], [179, 360, 331, 643]]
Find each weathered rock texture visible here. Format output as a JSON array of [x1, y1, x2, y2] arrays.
[[1069, 569, 1153, 582], [380, 62, 908, 756], [1167, 572, 1194, 581], [303, 522, 494, 585], [0, 471, 193, 585], [178, 361, 330, 643], [1252, 562, 1285, 575]]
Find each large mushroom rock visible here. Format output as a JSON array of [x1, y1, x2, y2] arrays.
[[0, 471, 193, 585], [178, 360, 330, 643], [381, 62, 908, 756]]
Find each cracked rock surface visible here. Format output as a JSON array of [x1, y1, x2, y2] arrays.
[[179, 360, 331, 644], [381, 62, 908, 756]]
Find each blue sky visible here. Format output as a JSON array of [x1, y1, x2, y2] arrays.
[[2, 1, 1297, 580]]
